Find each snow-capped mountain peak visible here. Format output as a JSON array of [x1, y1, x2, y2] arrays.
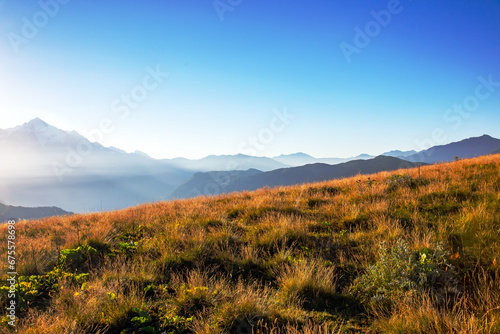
[[8, 118, 75, 145], [26, 117, 49, 128]]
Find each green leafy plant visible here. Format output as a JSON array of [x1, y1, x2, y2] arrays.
[[121, 307, 157, 334], [0, 268, 90, 312], [350, 239, 457, 311], [60, 244, 98, 269], [160, 315, 192, 334], [118, 241, 138, 255]]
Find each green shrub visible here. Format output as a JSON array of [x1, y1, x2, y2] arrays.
[[0, 268, 90, 312], [350, 239, 458, 311], [121, 307, 156, 334], [60, 244, 98, 270], [118, 241, 138, 255]]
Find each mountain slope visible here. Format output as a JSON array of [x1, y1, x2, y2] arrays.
[[491, 147, 500, 155], [227, 156, 424, 192], [406, 134, 500, 163], [172, 156, 425, 197], [0, 203, 72, 222]]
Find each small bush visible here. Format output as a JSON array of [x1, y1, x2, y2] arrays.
[[350, 239, 458, 312]]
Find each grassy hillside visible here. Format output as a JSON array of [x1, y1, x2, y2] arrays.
[[1, 155, 500, 333]]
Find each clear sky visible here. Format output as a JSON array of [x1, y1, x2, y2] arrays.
[[1, 0, 499, 159]]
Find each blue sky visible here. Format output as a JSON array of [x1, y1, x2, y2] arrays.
[[1, 0, 499, 159]]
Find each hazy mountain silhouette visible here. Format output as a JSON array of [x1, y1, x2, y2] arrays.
[[0, 202, 72, 223], [172, 156, 425, 198], [165, 154, 288, 172], [272, 153, 320, 166], [405, 135, 500, 163], [382, 150, 417, 158], [0, 119, 191, 212], [272, 153, 374, 167], [491, 147, 500, 155]]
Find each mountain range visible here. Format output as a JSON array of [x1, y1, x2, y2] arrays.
[[0, 118, 191, 212], [1, 118, 499, 213], [165, 154, 288, 172], [0, 202, 72, 223], [405, 135, 500, 163], [381, 150, 418, 158], [271, 152, 375, 167], [171, 156, 426, 198], [170, 135, 500, 198]]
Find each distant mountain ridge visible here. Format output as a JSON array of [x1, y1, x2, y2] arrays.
[[164, 154, 288, 172], [382, 150, 418, 158], [272, 153, 375, 167], [172, 156, 426, 198], [405, 135, 500, 163], [0, 203, 72, 223]]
